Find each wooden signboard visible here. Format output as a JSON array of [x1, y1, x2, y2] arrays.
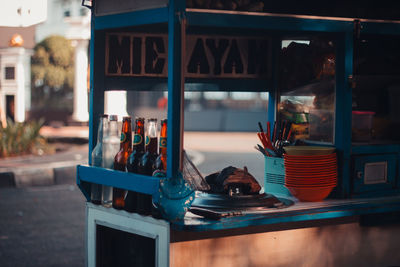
[[105, 33, 270, 79]]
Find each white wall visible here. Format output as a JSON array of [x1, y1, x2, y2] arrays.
[[0, 47, 33, 123], [0, 0, 47, 27], [35, 0, 90, 43]]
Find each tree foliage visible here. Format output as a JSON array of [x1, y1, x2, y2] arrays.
[[31, 35, 74, 111]]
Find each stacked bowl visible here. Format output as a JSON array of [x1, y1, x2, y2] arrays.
[[283, 146, 337, 202]]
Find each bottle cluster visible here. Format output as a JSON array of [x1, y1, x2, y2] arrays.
[[90, 115, 167, 217]]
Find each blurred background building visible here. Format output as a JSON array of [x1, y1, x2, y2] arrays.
[[35, 0, 91, 124], [0, 0, 92, 125], [0, 0, 46, 124]]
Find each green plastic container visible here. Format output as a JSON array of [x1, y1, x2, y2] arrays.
[[264, 156, 292, 197]]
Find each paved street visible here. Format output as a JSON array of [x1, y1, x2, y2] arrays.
[[0, 185, 86, 267]]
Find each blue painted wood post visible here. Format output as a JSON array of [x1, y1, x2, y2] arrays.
[[334, 31, 354, 198], [268, 37, 281, 132], [167, 0, 186, 179], [88, 9, 96, 164], [89, 11, 105, 165]]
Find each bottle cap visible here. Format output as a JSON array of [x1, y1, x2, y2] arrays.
[[109, 115, 118, 121]]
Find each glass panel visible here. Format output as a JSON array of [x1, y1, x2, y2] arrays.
[[353, 34, 400, 143], [278, 38, 336, 144], [182, 90, 269, 186], [126, 91, 168, 121], [125, 89, 268, 185]]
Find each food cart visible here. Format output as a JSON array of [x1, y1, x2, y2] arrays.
[[77, 1, 400, 266]]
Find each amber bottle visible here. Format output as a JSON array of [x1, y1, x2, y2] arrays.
[[139, 118, 158, 175], [125, 117, 145, 213], [154, 119, 167, 172], [112, 116, 132, 210]]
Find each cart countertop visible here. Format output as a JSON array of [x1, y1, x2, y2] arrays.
[[171, 195, 400, 233]]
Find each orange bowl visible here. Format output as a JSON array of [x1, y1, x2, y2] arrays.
[[285, 177, 337, 185], [285, 169, 337, 176], [283, 160, 337, 167], [286, 185, 335, 201], [284, 165, 337, 173], [283, 146, 335, 156], [284, 153, 337, 160], [285, 175, 337, 182], [284, 157, 337, 163], [284, 158, 337, 164], [285, 174, 337, 185], [285, 180, 337, 187]]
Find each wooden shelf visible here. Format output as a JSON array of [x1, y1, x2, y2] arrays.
[[77, 165, 160, 201]]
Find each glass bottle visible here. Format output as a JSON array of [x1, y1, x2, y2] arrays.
[[90, 114, 108, 205], [154, 119, 167, 172], [125, 118, 145, 213], [137, 118, 158, 215], [139, 118, 158, 175], [112, 116, 132, 210], [102, 114, 119, 207]]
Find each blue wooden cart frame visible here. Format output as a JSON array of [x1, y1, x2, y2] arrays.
[[77, 1, 400, 232]]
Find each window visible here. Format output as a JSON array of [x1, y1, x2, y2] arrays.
[[80, 8, 88, 16], [5, 67, 15, 80]]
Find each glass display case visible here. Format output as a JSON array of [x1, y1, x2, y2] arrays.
[[278, 37, 336, 144], [352, 33, 400, 143]]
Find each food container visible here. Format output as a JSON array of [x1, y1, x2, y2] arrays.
[[264, 157, 292, 197], [352, 111, 375, 142]]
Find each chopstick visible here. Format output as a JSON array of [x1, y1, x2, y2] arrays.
[[257, 132, 268, 149], [256, 120, 294, 158], [272, 121, 277, 143], [258, 122, 264, 133], [254, 145, 266, 156]]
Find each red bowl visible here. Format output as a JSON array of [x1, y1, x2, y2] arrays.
[[285, 175, 337, 182], [285, 181, 337, 187], [284, 157, 337, 162], [286, 185, 335, 202], [285, 176, 337, 182], [284, 162, 337, 169], [284, 159, 337, 165], [285, 170, 337, 178], [284, 153, 337, 160], [285, 168, 337, 175], [285, 176, 337, 184]]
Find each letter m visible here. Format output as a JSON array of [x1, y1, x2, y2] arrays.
[[107, 34, 131, 75]]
